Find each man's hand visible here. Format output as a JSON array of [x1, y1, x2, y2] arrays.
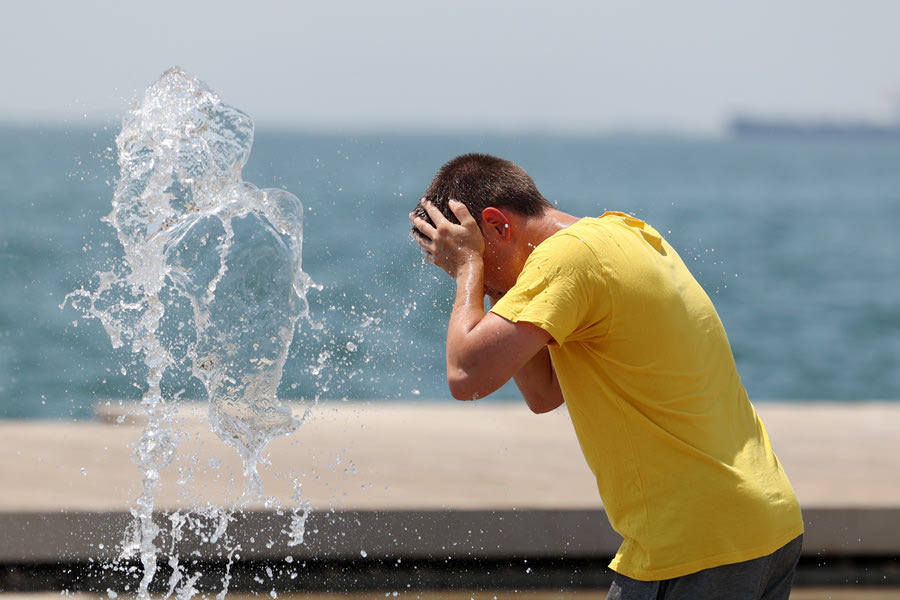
[[409, 198, 562, 409], [409, 199, 484, 278]]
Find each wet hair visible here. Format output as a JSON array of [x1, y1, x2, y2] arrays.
[[411, 153, 552, 240]]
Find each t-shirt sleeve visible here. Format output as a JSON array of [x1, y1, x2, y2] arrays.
[[491, 233, 610, 345]]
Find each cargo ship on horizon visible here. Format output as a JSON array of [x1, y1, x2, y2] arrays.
[[729, 113, 900, 139]]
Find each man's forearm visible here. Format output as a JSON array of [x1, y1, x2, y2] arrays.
[[444, 259, 490, 398], [443, 259, 562, 408], [513, 346, 564, 413]]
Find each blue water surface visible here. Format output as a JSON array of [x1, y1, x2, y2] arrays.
[[1, 127, 898, 418]]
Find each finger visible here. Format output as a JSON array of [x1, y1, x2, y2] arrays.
[[420, 200, 448, 226], [409, 210, 426, 230], [409, 211, 436, 241], [410, 228, 434, 252], [410, 199, 431, 224], [448, 199, 477, 227], [411, 231, 431, 251]]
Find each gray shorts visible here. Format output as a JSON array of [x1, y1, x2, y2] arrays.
[[606, 535, 803, 600]]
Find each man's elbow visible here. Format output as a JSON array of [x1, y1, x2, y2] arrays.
[[447, 370, 493, 401], [524, 392, 565, 414], [447, 378, 480, 401], [526, 399, 562, 414]]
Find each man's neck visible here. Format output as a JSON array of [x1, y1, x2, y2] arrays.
[[523, 208, 580, 249]]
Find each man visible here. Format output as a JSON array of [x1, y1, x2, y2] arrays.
[[409, 153, 804, 600]]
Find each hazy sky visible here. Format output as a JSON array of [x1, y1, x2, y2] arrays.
[[2, 0, 899, 134]]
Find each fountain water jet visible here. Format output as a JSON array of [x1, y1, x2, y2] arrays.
[[66, 67, 316, 599]]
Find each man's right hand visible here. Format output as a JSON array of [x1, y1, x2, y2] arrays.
[[409, 199, 485, 279]]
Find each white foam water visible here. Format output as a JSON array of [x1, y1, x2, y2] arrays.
[[66, 67, 316, 599]]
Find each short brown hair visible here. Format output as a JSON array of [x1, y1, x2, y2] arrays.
[[412, 153, 552, 235]]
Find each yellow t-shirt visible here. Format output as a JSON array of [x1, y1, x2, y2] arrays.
[[491, 212, 803, 581]]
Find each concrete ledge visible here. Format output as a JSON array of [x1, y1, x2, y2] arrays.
[[0, 509, 616, 563], [2, 507, 897, 564], [801, 508, 900, 556]]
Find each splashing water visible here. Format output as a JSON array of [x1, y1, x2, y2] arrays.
[[66, 67, 315, 598]]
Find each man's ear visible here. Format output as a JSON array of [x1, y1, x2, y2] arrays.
[[481, 207, 511, 240]]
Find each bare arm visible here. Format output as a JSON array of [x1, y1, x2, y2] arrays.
[[512, 345, 564, 413], [410, 200, 564, 412]]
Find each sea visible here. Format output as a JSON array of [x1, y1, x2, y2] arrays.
[[1, 125, 898, 419]]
